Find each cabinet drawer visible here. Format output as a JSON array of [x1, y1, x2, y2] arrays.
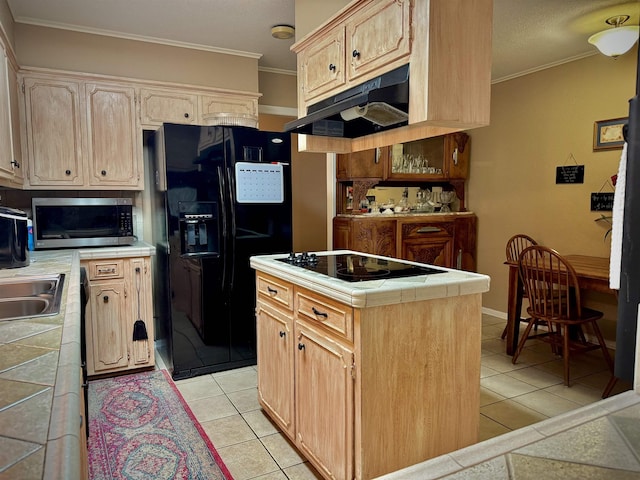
[[257, 273, 293, 311], [87, 259, 124, 280], [296, 288, 353, 341], [401, 222, 454, 239]]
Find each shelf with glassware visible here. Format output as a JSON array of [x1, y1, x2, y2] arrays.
[[336, 132, 470, 213]]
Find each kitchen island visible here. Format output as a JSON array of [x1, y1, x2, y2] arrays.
[[250, 250, 490, 480], [0, 242, 155, 479]]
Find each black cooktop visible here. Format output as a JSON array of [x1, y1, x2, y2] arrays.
[[277, 253, 445, 282]]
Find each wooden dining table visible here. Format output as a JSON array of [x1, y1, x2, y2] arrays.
[[504, 255, 616, 355]]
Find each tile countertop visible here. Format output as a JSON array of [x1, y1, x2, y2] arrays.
[[0, 242, 155, 479], [249, 250, 490, 308]]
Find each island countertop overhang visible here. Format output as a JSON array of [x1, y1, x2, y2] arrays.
[[250, 250, 490, 308]]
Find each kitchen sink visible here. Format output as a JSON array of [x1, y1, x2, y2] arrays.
[[0, 274, 65, 321]]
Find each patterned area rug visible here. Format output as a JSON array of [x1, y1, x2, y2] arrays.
[[88, 370, 233, 480]]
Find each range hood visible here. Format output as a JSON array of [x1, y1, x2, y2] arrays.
[[284, 64, 409, 138]]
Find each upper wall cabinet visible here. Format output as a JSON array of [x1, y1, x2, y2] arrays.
[[85, 83, 141, 188], [139, 88, 199, 126], [291, 0, 492, 153], [0, 44, 23, 188], [23, 76, 86, 187], [139, 86, 259, 129], [298, 0, 409, 106], [22, 75, 142, 189], [19, 69, 261, 190]]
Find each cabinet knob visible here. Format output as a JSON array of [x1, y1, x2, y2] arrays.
[[352, 49, 360, 59], [103, 295, 109, 303], [65, 169, 71, 175], [298, 343, 305, 351], [329, 63, 336, 71], [101, 170, 107, 176], [10, 160, 20, 168], [184, 113, 190, 118], [279, 331, 286, 338]]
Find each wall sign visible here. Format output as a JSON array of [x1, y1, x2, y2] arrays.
[[591, 192, 614, 211], [555, 165, 584, 184]]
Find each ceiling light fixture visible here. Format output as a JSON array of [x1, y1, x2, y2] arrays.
[[271, 24, 295, 40], [588, 15, 639, 58]]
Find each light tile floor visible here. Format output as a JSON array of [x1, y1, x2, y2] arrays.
[[172, 313, 632, 480]]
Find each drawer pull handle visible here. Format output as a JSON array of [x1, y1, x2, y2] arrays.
[[267, 286, 278, 295], [298, 343, 305, 351], [279, 331, 286, 338], [103, 295, 109, 303], [312, 307, 328, 318], [417, 227, 441, 234]]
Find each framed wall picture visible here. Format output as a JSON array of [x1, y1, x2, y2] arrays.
[[593, 117, 628, 151]]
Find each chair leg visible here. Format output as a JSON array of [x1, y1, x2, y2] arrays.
[[511, 317, 537, 364], [590, 321, 615, 373], [501, 324, 507, 340], [563, 324, 570, 386], [602, 375, 618, 398]]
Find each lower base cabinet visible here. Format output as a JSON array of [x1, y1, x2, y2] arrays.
[[83, 256, 155, 376], [333, 213, 477, 271], [256, 271, 481, 480]]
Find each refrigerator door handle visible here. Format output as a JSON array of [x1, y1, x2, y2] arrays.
[[226, 166, 237, 290], [218, 165, 229, 288]]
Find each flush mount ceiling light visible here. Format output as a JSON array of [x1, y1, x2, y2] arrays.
[[271, 25, 295, 40], [588, 15, 640, 58]]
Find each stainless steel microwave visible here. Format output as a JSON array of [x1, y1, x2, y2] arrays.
[[32, 198, 135, 250]]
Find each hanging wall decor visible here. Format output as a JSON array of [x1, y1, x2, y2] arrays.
[[594, 117, 628, 151]]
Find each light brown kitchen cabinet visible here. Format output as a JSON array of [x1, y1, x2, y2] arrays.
[[255, 268, 482, 480], [345, 0, 411, 82], [22, 74, 143, 189], [333, 213, 477, 271], [0, 45, 23, 187], [84, 256, 155, 376], [86, 82, 142, 188], [256, 273, 295, 438], [199, 92, 259, 128], [291, 0, 491, 153], [22, 76, 85, 187], [296, 0, 410, 107], [139, 87, 199, 126]]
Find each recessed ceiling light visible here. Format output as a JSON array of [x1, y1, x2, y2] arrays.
[[271, 25, 295, 40]]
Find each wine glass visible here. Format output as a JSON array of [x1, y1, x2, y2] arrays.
[[439, 191, 456, 212]]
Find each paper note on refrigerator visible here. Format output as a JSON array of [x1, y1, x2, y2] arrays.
[[235, 162, 284, 203]]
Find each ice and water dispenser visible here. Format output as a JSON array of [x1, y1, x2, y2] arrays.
[[178, 201, 219, 256]]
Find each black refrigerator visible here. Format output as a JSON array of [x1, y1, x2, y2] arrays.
[[151, 123, 292, 380]]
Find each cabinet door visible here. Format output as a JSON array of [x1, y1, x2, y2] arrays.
[[7, 60, 23, 184], [256, 301, 294, 437], [87, 279, 129, 374], [336, 148, 383, 180], [295, 322, 354, 480], [199, 93, 259, 128], [400, 222, 454, 267], [299, 26, 345, 103], [454, 216, 477, 271], [129, 257, 155, 367], [23, 76, 84, 186], [85, 82, 142, 188], [0, 46, 13, 182], [352, 218, 396, 257], [346, 0, 411, 81], [140, 88, 198, 126]]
